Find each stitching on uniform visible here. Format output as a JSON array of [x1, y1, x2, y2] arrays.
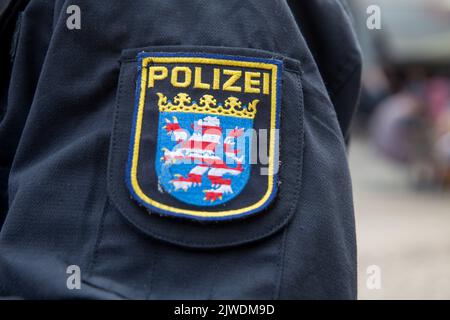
[[107, 61, 304, 248], [274, 227, 288, 299], [284, 68, 302, 75], [274, 71, 304, 298], [81, 278, 130, 300], [122, 58, 137, 63], [307, 110, 346, 145], [86, 197, 109, 277], [121, 49, 302, 70]]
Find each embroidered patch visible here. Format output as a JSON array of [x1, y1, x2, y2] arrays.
[[127, 52, 282, 220]]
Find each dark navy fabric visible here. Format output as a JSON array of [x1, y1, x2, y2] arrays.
[[0, 0, 361, 299]]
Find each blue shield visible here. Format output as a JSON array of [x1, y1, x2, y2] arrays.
[[156, 105, 253, 206]]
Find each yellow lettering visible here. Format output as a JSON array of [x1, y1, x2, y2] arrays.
[[194, 67, 210, 89], [222, 69, 242, 92], [263, 72, 270, 95], [149, 65, 270, 94], [148, 66, 168, 88], [171, 66, 192, 87], [244, 72, 261, 93], [213, 68, 220, 90]]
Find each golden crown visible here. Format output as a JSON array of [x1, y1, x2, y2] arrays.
[[156, 93, 259, 119]]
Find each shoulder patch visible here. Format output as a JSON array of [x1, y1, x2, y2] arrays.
[[127, 52, 282, 220]]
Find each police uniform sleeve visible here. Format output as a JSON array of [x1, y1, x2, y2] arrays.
[[0, 0, 53, 227]]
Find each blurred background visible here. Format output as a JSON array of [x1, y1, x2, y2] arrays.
[[347, 0, 450, 299]]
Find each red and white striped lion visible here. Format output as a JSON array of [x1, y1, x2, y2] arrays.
[[161, 115, 244, 202]]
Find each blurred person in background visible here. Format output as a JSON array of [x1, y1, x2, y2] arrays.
[[349, 0, 450, 188]]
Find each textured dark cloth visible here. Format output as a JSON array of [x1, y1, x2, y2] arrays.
[[0, 0, 361, 299]]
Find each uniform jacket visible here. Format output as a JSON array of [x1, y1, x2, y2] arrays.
[[0, 0, 361, 299]]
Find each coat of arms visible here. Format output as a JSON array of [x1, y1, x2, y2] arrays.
[[156, 93, 258, 205], [127, 52, 281, 220]]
